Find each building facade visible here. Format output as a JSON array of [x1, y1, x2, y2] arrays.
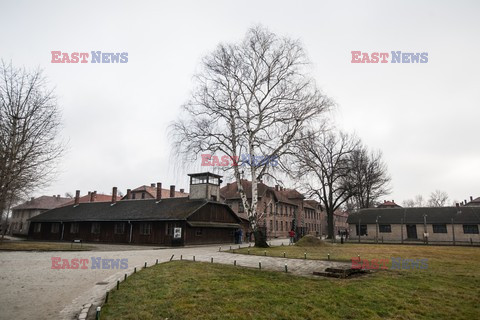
[[10, 195, 70, 236], [28, 173, 242, 246], [220, 180, 325, 238], [347, 206, 480, 244]]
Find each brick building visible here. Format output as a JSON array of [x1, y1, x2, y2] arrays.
[[9, 195, 71, 236], [220, 180, 325, 238]]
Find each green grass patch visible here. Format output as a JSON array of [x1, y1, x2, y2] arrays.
[[0, 241, 92, 251], [101, 244, 480, 319]]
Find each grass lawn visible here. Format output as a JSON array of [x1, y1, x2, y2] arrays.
[[101, 244, 480, 320], [0, 240, 92, 251]]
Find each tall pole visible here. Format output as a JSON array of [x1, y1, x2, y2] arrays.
[[423, 214, 428, 245], [358, 218, 361, 243], [401, 218, 404, 244], [451, 217, 455, 246], [274, 202, 277, 238]]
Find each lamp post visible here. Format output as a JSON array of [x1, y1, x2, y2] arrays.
[[423, 214, 428, 245], [375, 216, 381, 244]]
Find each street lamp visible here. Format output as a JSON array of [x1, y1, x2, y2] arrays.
[[375, 215, 381, 243], [423, 214, 428, 245]]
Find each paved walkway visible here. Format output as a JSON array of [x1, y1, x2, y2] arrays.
[[0, 238, 349, 320]]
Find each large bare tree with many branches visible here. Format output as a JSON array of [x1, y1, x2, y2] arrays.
[[170, 26, 332, 246], [0, 61, 64, 238]]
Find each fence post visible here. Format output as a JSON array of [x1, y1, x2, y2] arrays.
[[96, 307, 101, 320], [451, 218, 455, 246], [401, 218, 404, 244]]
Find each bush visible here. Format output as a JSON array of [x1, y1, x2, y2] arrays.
[[295, 235, 328, 247]]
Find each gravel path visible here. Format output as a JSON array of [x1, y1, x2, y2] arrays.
[[0, 239, 349, 320]]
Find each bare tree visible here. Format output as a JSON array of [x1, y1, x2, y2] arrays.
[[428, 190, 449, 207], [292, 129, 360, 240], [170, 26, 331, 246], [402, 199, 416, 207], [0, 61, 64, 239], [348, 145, 391, 209], [402, 194, 426, 207]]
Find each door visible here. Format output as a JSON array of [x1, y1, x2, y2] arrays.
[[406, 224, 417, 239]]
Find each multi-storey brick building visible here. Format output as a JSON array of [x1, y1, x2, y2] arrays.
[[220, 180, 325, 238], [10, 195, 70, 236]]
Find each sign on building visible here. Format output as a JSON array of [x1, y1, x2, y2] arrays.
[[174, 227, 182, 239]]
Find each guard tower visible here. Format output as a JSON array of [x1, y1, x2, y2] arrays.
[[187, 172, 223, 201]]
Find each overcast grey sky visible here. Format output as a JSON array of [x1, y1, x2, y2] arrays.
[[1, 0, 479, 204]]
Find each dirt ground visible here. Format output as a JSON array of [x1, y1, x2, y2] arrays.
[[0, 238, 345, 320]]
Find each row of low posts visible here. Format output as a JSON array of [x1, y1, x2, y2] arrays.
[[95, 247, 340, 319]]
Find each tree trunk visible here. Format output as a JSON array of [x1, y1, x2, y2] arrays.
[[254, 227, 269, 248], [327, 210, 335, 241]]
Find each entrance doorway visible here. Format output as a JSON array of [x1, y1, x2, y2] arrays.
[[406, 224, 417, 239]]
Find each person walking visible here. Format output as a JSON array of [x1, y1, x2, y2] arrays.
[[288, 229, 296, 244]]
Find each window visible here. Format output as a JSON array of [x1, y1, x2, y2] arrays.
[[269, 203, 273, 215], [281, 221, 284, 231], [166, 223, 176, 236], [211, 195, 217, 201], [51, 223, 60, 233], [34, 223, 41, 233], [433, 224, 447, 233], [195, 229, 203, 236], [140, 223, 152, 235], [463, 224, 479, 234], [70, 223, 79, 234], [91, 222, 101, 234], [275, 220, 278, 231], [141, 192, 145, 199], [238, 201, 244, 213], [191, 176, 207, 184], [132, 193, 136, 199], [114, 223, 125, 234], [356, 224, 368, 236], [379, 224, 391, 233], [269, 220, 273, 231]]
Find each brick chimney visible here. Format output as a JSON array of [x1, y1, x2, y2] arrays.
[[180, 188, 184, 193], [456, 203, 460, 208], [170, 185, 175, 198], [470, 196, 473, 202], [156, 183, 162, 201], [112, 187, 118, 204], [275, 185, 279, 191], [90, 191, 96, 202], [74, 190, 80, 206], [126, 189, 131, 200], [150, 183, 155, 187]]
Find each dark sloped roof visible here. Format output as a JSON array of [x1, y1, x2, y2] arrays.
[[13, 196, 71, 210], [29, 198, 227, 222], [347, 207, 480, 224]]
